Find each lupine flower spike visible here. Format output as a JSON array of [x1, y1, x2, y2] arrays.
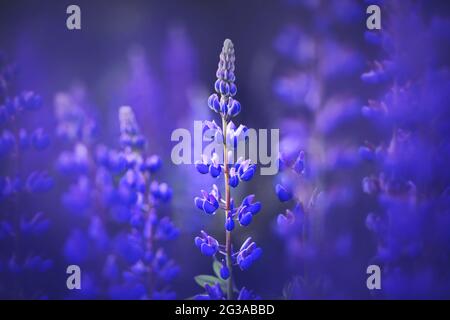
[[58, 99, 179, 299], [193, 39, 262, 300], [104, 106, 179, 299], [360, 1, 450, 298], [0, 53, 53, 298]]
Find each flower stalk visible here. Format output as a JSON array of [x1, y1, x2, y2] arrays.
[[222, 115, 233, 300]]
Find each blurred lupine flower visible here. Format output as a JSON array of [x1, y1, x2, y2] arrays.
[[61, 176, 93, 216], [270, 0, 367, 299], [154, 216, 179, 241], [54, 87, 97, 143], [57, 143, 90, 175], [118, 106, 146, 149], [144, 155, 162, 173], [0, 52, 53, 298], [360, 0, 450, 299], [55, 87, 113, 299], [193, 39, 262, 300], [275, 183, 293, 202], [150, 181, 172, 202], [105, 106, 178, 299], [56, 93, 179, 298]]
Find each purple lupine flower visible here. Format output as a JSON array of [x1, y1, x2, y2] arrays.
[[20, 212, 51, 236], [292, 150, 305, 175], [228, 166, 239, 188], [270, 0, 368, 299], [57, 143, 90, 175], [194, 185, 220, 215], [209, 153, 222, 178], [195, 154, 210, 174], [208, 39, 240, 121], [219, 259, 230, 280], [150, 181, 172, 202], [226, 121, 248, 148], [144, 155, 162, 173], [0, 53, 53, 298], [237, 158, 256, 181], [194, 230, 219, 256], [205, 283, 225, 300], [25, 171, 54, 193], [360, 0, 450, 298], [195, 153, 223, 179], [111, 106, 178, 298], [236, 195, 261, 227], [54, 88, 97, 143], [275, 183, 293, 202], [155, 216, 179, 241], [118, 106, 146, 149], [225, 212, 235, 231], [195, 283, 225, 300], [193, 39, 263, 299], [54, 84, 99, 246], [276, 209, 296, 231], [31, 128, 51, 150], [236, 237, 263, 271], [57, 98, 178, 299]]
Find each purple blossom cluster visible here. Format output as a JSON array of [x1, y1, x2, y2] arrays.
[[271, 0, 369, 299], [193, 39, 262, 300], [0, 53, 53, 298], [56, 88, 179, 299], [360, 0, 450, 299]]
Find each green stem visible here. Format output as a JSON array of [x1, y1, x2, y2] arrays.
[[222, 116, 233, 300]]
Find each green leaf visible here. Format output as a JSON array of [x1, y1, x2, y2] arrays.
[[194, 274, 227, 292], [213, 260, 222, 278], [194, 275, 222, 288]]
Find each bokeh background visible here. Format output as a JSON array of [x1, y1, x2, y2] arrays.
[[1, 0, 450, 299]]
